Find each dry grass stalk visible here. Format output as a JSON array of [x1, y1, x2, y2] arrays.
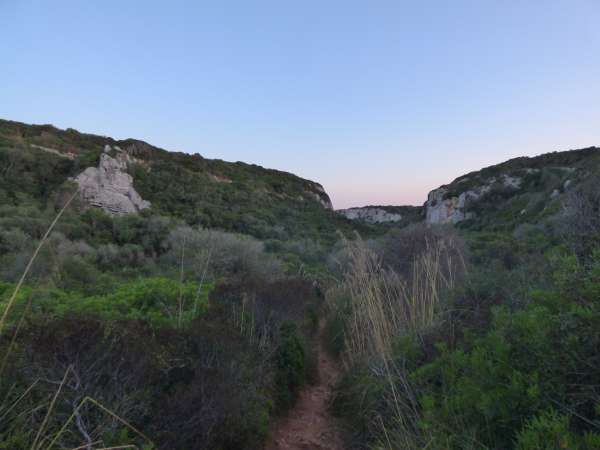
[[177, 234, 187, 328], [330, 233, 464, 449], [0, 296, 33, 378], [31, 365, 74, 450], [338, 234, 461, 365], [193, 247, 212, 316], [42, 396, 155, 450], [0, 379, 40, 422], [0, 189, 153, 449], [0, 189, 78, 338], [92, 446, 141, 450]]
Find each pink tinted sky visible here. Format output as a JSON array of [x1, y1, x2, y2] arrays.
[[2, 1, 599, 209]]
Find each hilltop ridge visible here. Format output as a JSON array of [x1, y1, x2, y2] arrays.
[[3, 118, 599, 238], [0, 119, 339, 241], [338, 146, 600, 232]]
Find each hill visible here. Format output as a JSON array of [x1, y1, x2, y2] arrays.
[[338, 146, 600, 233], [0, 119, 344, 242], [424, 146, 600, 230], [2, 118, 600, 450]]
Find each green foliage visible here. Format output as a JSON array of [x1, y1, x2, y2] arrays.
[[330, 221, 600, 449], [0, 118, 354, 245], [1, 277, 210, 328], [515, 409, 600, 450], [409, 251, 600, 449], [275, 322, 306, 410], [324, 292, 351, 356], [47, 277, 208, 326], [516, 410, 578, 450], [5, 121, 600, 450]]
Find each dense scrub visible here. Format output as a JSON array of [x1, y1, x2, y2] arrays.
[[4, 118, 600, 449], [1, 274, 322, 449], [326, 190, 600, 449], [0, 192, 322, 448]]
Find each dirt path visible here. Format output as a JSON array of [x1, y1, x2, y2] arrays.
[[265, 322, 345, 450]]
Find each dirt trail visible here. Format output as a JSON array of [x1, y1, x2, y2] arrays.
[[265, 321, 345, 450]]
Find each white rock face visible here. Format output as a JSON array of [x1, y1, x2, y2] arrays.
[[425, 175, 522, 225], [338, 207, 402, 224], [425, 189, 472, 225], [502, 175, 522, 189], [74, 146, 150, 215], [307, 183, 333, 210]]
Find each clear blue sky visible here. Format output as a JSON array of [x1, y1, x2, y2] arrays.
[[2, 1, 599, 208]]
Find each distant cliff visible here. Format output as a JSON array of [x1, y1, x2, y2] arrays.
[[339, 147, 600, 231], [422, 148, 600, 229], [337, 205, 423, 225]]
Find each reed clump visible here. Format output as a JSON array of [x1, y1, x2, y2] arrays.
[[327, 228, 465, 449], [332, 230, 463, 365]]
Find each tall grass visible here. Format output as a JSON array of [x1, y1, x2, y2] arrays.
[[328, 232, 465, 449], [335, 234, 462, 365]]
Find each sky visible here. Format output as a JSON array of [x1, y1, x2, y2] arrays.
[[2, 1, 600, 209]]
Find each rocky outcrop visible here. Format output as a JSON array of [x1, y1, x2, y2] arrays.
[[425, 175, 522, 225], [307, 183, 333, 210], [338, 207, 403, 224], [74, 145, 150, 215], [425, 189, 479, 224]]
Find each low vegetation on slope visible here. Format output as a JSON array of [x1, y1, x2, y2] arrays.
[[326, 177, 600, 449], [2, 117, 600, 449], [0, 212, 321, 449], [434, 146, 600, 231], [0, 119, 375, 246]]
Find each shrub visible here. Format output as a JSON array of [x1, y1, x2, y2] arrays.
[[21, 277, 211, 327], [161, 226, 284, 283], [516, 410, 578, 450], [2, 313, 274, 450], [275, 322, 306, 410]]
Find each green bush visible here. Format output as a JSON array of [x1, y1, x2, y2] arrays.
[[1, 277, 211, 327], [275, 322, 306, 410], [330, 235, 600, 449], [516, 410, 577, 450]]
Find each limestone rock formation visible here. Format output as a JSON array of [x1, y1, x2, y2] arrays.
[[337, 207, 402, 224], [425, 189, 478, 224], [425, 175, 522, 225], [74, 145, 150, 215], [307, 183, 333, 210]]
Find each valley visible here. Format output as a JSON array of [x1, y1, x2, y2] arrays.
[[1, 119, 600, 449]]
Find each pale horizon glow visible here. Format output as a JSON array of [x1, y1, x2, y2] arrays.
[[2, 1, 599, 209]]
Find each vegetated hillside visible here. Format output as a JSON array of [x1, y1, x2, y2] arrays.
[[3, 116, 600, 450], [0, 118, 342, 449], [424, 146, 600, 230], [0, 118, 385, 450], [337, 147, 600, 233], [326, 146, 600, 450], [0, 118, 354, 243]]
